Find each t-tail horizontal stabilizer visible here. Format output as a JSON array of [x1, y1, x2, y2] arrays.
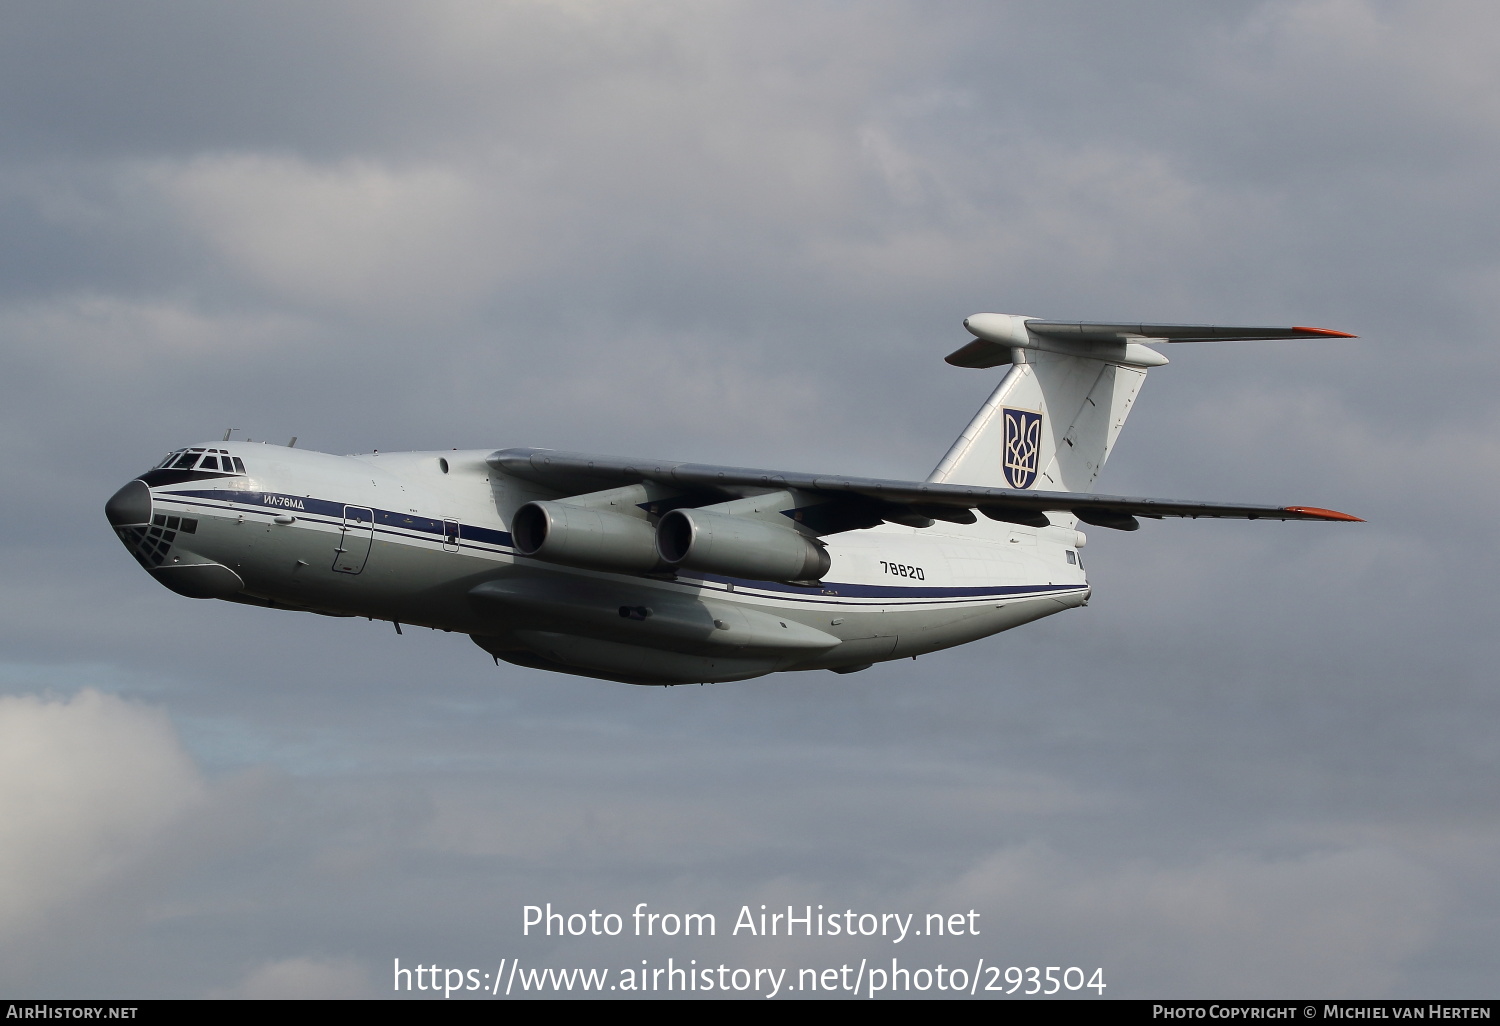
[[945, 313, 1356, 369], [929, 311, 1359, 498]]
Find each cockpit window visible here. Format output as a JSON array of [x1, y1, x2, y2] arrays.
[[150, 447, 244, 476]]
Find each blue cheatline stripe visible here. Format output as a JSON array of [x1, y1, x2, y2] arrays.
[[156, 488, 1079, 604], [139, 468, 240, 487], [165, 488, 516, 548]]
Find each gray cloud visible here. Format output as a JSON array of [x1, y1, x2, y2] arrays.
[[0, 690, 205, 945], [1, 0, 1496, 998]]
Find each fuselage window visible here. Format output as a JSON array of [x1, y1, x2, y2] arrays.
[[231, 457, 246, 474], [1065, 550, 1077, 564]]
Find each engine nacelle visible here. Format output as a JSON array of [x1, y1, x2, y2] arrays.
[[656, 507, 830, 582], [511, 500, 661, 572]]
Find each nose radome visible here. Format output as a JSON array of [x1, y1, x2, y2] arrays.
[[105, 480, 152, 527]]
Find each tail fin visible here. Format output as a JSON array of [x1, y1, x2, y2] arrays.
[[928, 314, 1355, 491], [929, 315, 1151, 491]]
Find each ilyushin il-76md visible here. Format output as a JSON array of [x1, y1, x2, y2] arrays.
[[106, 314, 1360, 685]]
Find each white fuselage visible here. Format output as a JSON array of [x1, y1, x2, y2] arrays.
[[113, 443, 1091, 684]]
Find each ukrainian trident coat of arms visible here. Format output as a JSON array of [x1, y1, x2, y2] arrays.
[[1001, 408, 1043, 489]]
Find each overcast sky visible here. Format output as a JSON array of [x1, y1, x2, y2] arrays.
[[2, 0, 1497, 1000]]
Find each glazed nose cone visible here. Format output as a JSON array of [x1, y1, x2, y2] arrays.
[[105, 479, 152, 527]]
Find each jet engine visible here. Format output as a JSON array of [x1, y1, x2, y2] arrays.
[[511, 498, 661, 572], [656, 492, 830, 582]]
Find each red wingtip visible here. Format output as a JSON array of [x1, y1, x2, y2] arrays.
[[1292, 326, 1358, 338], [1284, 506, 1365, 522]]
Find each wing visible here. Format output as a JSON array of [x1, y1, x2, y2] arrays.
[[487, 448, 1362, 532]]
